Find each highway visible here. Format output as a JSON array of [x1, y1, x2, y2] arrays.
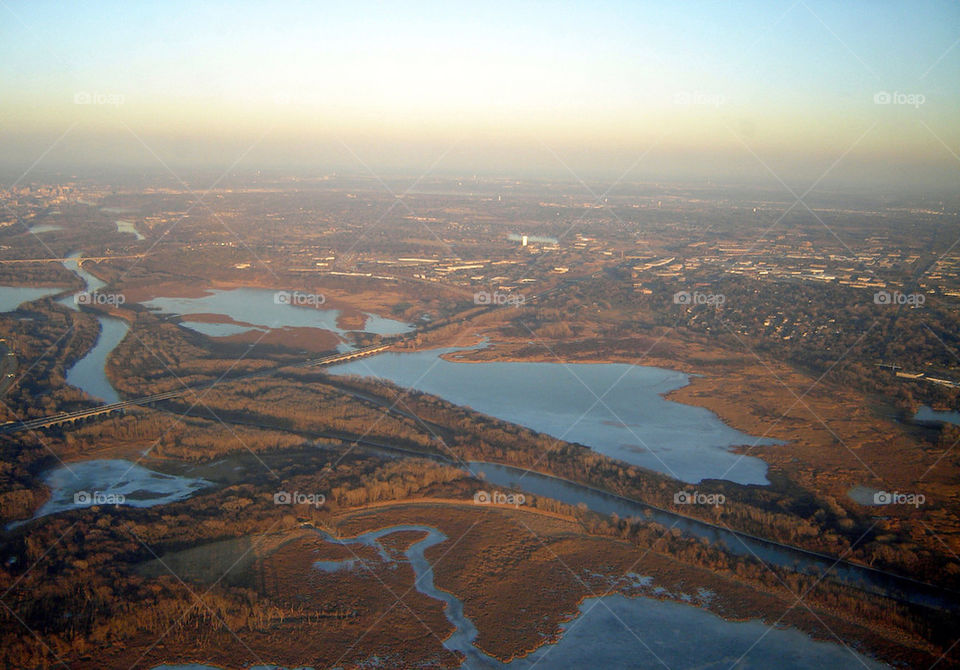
[[0, 343, 390, 435]]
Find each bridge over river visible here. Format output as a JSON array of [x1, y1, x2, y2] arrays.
[[0, 344, 390, 435]]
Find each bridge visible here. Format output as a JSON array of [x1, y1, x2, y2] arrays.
[[0, 271, 582, 436], [0, 344, 391, 435], [0, 254, 147, 264]]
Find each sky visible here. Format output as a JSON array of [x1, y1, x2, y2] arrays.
[[1, 0, 958, 190]]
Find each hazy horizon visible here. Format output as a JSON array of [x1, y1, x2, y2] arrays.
[[2, 0, 959, 191]]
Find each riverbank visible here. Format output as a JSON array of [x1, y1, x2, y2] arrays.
[[410, 328, 960, 582]]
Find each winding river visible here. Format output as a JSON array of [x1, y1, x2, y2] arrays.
[[58, 252, 128, 403], [0, 254, 128, 402], [308, 524, 887, 669]]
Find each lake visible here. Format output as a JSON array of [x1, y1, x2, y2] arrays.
[[520, 593, 886, 669], [327, 347, 780, 485], [141, 288, 413, 338], [27, 223, 64, 234]]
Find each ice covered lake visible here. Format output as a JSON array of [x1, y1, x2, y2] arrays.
[[10, 459, 210, 528]]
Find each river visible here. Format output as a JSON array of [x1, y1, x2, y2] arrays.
[[0, 255, 129, 402], [470, 460, 959, 612], [308, 524, 887, 669], [151, 523, 888, 669], [0, 286, 62, 312], [58, 252, 129, 403]]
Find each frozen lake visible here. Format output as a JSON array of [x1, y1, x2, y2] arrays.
[[11, 459, 210, 527]]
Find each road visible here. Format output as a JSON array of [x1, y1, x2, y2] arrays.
[[0, 340, 15, 396]]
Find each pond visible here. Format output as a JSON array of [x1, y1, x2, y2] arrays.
[[915, 405, 960, 427], [116, 219, 145, 240]]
